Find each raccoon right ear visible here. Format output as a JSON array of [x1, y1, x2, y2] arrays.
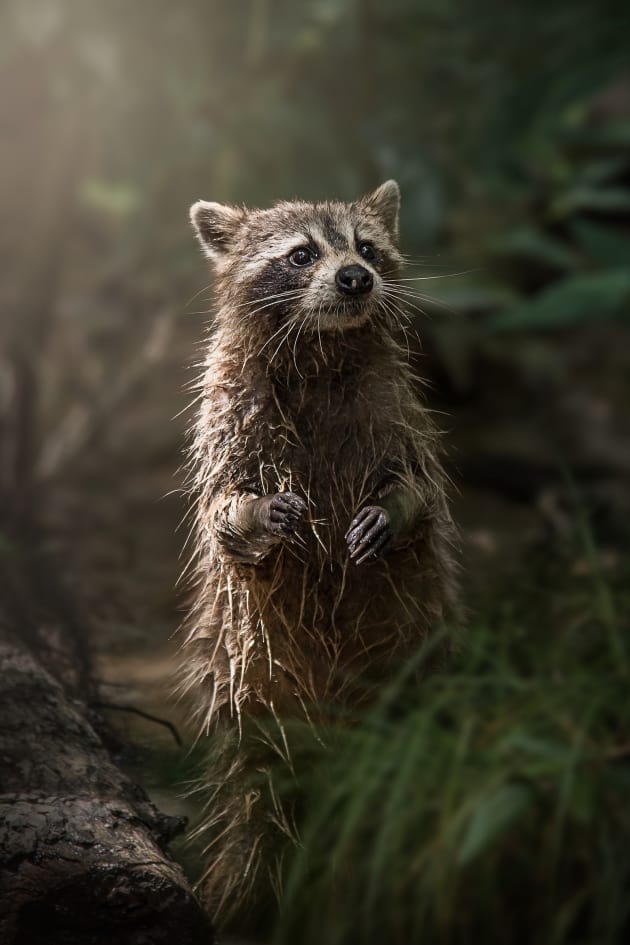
[[189, 200, 244, 258], [359, 180, 401, 243]]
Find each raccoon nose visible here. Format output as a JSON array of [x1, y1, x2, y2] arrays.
[[335, 264, 374, 296]]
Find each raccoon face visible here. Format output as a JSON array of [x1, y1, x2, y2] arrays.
[[189, 181, 403, 335]]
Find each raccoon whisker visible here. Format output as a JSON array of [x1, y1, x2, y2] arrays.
[[387, 286, 457, 314], [285, 309, 305, 375], [290, 310, 311, 377], [281, 311, 302, 364], [258, 327, 291, 361], [382, 285, 456, 317], [247, 296, 306, 326], [382, 257, 462, 271], [315, 301, 325, 362], [245, 289, 309, 319], [387, 298, 420, 340], [382, 278, 433, 289], [382, 303, 411, 361], [377, 297, 413, 361], [383, 295, 429, 321], [183, 282, 215, 309], [383, 269, 477, 282], [217, 288, 309, 321], [381, 291, 418, 332], [381, 290, 416, 322], [377, 292, 402, 326], [382, 288, 414, 311], [241, 286, 309, 309], [267, 314, 303, 365], [383, 289, 436, 305], [190, 296, 300, 317], [190, 289, 310, 320], [382, 284, 434, 307], [380, 260, 445, 277], [246, 289, 303, 316], [395, 320, 418, 362], [375, 294, 397, 330], [257, 325, 290, 359], [257, 310, 306, 359]]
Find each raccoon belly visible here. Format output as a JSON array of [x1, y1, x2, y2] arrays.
[[216, 534, 437, 716]]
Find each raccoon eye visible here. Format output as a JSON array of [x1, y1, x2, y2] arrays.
[[358, 241, 376, 262], [288, 246, 316, 267]]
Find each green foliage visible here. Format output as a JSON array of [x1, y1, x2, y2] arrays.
[[426, 92, 630, 391], [481, 101, 630, 335], [488, 269, 630, 332], [271, 536, 630, 945], [489, 226, 578, 275], [571, 219, 630, 268]]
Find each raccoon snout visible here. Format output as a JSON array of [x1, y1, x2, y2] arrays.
[[335, 264, 373, 296]]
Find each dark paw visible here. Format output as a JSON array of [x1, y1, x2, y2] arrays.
[[345, 506, 392, 565], [268, 491, 308, 536]]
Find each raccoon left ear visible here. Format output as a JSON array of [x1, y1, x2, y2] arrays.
[[359, 180, 400, 243], [189, 200, 245, 259]]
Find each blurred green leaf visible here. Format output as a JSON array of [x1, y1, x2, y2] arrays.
[[489, 225, 578, 272], [563, 120, 630, 152], [575, 156, 630, 185], [488, 269, 630, 332], [457, 783, 532, 865], [571, 218, 630, 267], [500, 732, 567, 762], [566, 776, 594, 824], [552, 186, 630, 217]]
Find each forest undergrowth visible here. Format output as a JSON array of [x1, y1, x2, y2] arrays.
[[266, 511, 630, 945]]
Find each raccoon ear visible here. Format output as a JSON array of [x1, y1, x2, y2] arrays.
[[359, 180, 400, 242], [189, 200, 244, 258]]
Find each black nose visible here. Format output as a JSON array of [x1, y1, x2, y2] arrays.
[[335, 264, 373, 296]]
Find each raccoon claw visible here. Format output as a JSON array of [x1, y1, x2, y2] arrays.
[[268, 492, 308, 536], [346, 506, 392, 565]]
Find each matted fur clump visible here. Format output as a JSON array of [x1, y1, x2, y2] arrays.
[[180, 181, 458, 921]]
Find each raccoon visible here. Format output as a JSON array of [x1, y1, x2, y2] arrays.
[[181, 181, 458, 921]]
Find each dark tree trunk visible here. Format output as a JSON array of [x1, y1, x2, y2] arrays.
[[0, 624, 214, 945]]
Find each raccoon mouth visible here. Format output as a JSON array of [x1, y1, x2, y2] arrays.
[[331, 299, 370, 316], [306, 298, 374, 332], [312, 301, 372, 331]]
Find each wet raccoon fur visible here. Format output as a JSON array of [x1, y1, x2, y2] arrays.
[[181, 181, 458, 921]]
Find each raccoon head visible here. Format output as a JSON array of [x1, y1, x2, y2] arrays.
[[189, 182, 403, 336]]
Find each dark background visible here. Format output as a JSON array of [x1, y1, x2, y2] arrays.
[[1, 1, 629, 940]]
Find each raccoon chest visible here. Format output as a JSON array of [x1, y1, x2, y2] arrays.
[[240, 375, 391, 503], [261, 406, 389, 515]]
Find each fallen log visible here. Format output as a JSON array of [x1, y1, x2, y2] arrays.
[[0, 624, 214, 945]]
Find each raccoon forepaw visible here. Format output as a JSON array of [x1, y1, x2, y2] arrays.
[[267, 492, 308, 536], [345, 506, 392, 565]]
